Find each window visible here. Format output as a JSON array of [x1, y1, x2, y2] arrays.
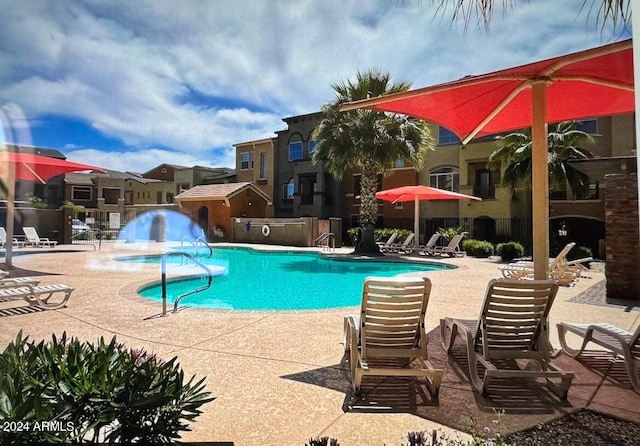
[[283, 178, 294, 199], [395, 159, 405, 168], [259, 153, 268, 179], [308, 140, 317, 158], [429, 166, 460, 191], [289, 142, 303, 161], [576, 119, 597, 134], [241, 152, 252, 170], [72, 186, 92, 201], [438, 127, 461, 145]]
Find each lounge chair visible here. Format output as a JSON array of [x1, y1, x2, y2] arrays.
[[417, 233, 441, 256], [499, 242, 587, 285], [343, 276, 443, 397], [385, 233, 416, 255], [440, 278, 574, 398], [22, 227, 57, 248], [422, 234, 464, 257], [376, 232, 398, 253], [0, 283, 73, 309], [557, 322, 640, 393], [0, 227, 25, 248], [0, 269, 40, 286]]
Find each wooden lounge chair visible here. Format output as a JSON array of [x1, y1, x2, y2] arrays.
[[417, 233, 441, 256], [440, 278, 573, 398], [386, 233, 416, 255], [22, 227, 57, 248], [499, 242, 586, 285], [343, 276, 443, 397], [422, 234, 464, 257], [376, 232, 398, 253], [557, 322, 640, 393], [0, 283, 73, 309], [0, 227, 25, 248]]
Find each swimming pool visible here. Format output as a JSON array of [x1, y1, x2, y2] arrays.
[[132, 247, 454, 310]]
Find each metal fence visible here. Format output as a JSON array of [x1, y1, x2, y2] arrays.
[[380, 217, 533, 252], [72, 211, 126, 245]]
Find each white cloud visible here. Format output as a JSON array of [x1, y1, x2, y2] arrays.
[[0, 0, 627, 168]]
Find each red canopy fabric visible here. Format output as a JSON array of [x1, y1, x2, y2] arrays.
[[343, 39, 634, 278], [0, 151, 104, 182], [343, 39, 633, 144], [376, 185, 481, 203]]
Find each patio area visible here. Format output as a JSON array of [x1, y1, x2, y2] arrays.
[[1, 242, 639, 446]]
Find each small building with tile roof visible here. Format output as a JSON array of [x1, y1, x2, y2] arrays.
[[175, 182, 271, 240]]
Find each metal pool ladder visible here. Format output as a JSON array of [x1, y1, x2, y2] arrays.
[[181, 235, 213, 260], [315, 232, 335, 251], [161, 251, 213, 315]]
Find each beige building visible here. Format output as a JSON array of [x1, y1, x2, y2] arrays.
[[234, 137, 275, 204], [124, 176, 176, 205]]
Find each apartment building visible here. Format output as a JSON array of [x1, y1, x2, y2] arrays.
[[234, 137, 275, 215], [273, 112, 344, 219]]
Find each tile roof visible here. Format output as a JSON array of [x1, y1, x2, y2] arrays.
[[175, 182, 270, 201]]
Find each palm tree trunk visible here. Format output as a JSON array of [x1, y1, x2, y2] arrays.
[[355, 158, 381, 255]]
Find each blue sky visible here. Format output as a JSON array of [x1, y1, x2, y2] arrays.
[[0, 1, 631, 173]]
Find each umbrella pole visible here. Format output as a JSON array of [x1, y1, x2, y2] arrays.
[[5, 162, 15, 269], [414, 196, 419, 245], [531, 81, 549, 280]]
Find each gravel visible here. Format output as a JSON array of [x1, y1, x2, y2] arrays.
[[503, 409, 640, 445]]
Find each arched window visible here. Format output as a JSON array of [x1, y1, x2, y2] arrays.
[[429, 166, 459, 192]]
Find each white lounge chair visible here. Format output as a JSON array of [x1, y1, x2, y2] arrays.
[[499, 242, 587, 285], [557, 322, 640, 393], [0, 283, 73, 309], [440, 278, 573, 398], [422, 234, 464, 257], [22, 227, 57, 248], [343, 276, 443, 397], [376, 232, 398, 253], [385, 233, 416, 255], [417, 233, 441, 256], [0, 227, 25, 248]]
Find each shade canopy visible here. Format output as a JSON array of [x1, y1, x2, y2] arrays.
[[376, 185, 481, 243], [0, 151, 103, 182], [344, 39, 634, 278], [1, 151, 105, 268], [377, 185, 482, 203], [343, 39, 633, 145]]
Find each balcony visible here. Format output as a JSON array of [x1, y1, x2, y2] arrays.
[[473, 185, 496, 199]]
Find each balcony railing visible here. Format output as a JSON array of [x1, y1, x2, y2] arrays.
[[473, 185, 496, 199]]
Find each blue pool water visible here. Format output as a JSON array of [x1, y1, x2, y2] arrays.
[[131, 247, 454, 310]]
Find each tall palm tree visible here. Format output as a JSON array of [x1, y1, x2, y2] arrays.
[[487, 121, 595, 196], [312, 69, 435, 254], [433, 0, 630, 31]]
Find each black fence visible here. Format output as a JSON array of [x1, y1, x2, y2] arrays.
[[379, 217, 534, 252], [72, 211, 126, 244]]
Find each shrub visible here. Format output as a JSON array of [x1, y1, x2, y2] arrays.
[[0, 331, 214, 444], [462, 239, 494, 257], [374, 228, 413, 243], [437, 227, 468, 243], [567, 245, 593, 261], [496, 241, 525, 262]]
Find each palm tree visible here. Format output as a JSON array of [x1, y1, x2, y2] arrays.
[[312, 69, 435, 254], [433, 0, 630, 31], [487, 121, 595, 197]]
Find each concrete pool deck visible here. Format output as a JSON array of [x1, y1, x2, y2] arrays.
[[1, 241, 639, 445]]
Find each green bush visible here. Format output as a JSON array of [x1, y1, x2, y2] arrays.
[[462, 239, 494, 257], [373, 228, 413, 243], [496, 241, 525, 262], [0, 331, 214, 444], [567, 245, 593, 261], [436, 227, 467, 243]]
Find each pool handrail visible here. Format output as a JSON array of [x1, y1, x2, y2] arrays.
[[161, 251, 213, 315], [315, 232, 335, 252], [180, 235, 213, 260]]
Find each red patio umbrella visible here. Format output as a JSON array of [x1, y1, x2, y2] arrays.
[[376, 185, 481, 244], [344, 39, 634, 279], [1, 151, 105, 268]]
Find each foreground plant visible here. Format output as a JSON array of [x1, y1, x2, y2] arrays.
[[0, 331, 214, 444]]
